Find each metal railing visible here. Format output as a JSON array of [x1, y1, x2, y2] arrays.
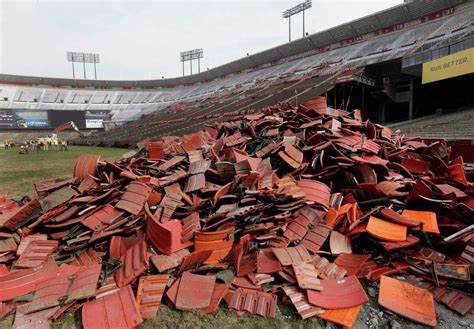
[[402, 34, 473, 68]]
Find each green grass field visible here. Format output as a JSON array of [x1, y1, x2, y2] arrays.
[[0, 146, 125, 199], [0, 145, 322, 328]]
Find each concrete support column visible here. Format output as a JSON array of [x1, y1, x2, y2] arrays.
[[408, 79, 414, 120], [379, 103, 386, 124]]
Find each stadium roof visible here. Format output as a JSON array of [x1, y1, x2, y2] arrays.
[[0, 0, 466, 89]]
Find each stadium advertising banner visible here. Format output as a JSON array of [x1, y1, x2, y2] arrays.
[[422, 48, 474, 84], [14, 109, 49, 128], [85, 110, 110, 129], [0, 109, 15, 128]]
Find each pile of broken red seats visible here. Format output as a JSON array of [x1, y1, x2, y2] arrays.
[[0, 96, 473, 328]]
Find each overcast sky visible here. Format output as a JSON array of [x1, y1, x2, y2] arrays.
[[0, 0, 401, 80]]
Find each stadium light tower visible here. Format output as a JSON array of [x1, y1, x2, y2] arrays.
[[67, 52, 100, 80], [180, 49, 204, 76], [282, 0, 312, 42]]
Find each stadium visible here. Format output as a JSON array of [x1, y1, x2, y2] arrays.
[[0, 0, 473, 328]]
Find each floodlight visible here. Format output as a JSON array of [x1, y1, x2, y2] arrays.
[[67, 51, 100, 80], [282, 0, 312, 41], [180, 49, 204, 76]]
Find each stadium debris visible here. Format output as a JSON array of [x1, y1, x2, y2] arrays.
[[0, 96, 473, 327]]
